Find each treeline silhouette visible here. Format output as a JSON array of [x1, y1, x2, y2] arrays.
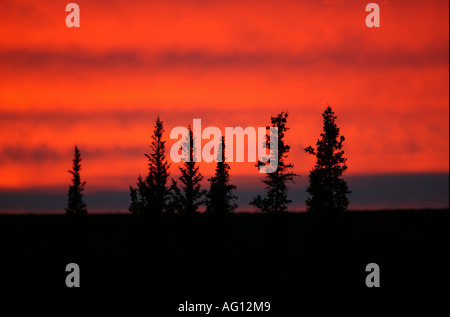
[[65, 105, 351, 214]]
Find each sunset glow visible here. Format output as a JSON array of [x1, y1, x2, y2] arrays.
[[0, 0, 448, 211]]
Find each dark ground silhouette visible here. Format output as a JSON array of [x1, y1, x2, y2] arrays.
[[0, 210, 448, 296]]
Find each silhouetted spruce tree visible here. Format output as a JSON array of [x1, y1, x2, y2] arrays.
[[168, 126, 206, 214], [129, 116, 170, 214], [206, 136, 238, 214], [65, 145, 87, 214], [129, 175, 147, 214], [166, 178, 183, 214], [304, 106, 351, 212], [250, 112, 297, 213]]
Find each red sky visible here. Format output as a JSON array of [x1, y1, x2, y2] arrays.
[[0, 0, 448, 201]]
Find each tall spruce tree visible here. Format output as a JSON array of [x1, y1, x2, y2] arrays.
[[168, 126, 206, 214], [129, 116, 170, 214], [304, 106, 351, 212], [66, 145, 87, 214], [206, 136, 238, 214], [250, 112, 297, 213]]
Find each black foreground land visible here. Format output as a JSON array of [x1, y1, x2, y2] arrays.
[[0, 210, 448, 296]]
